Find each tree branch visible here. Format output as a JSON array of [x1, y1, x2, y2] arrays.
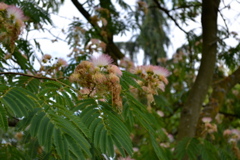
[[152, 0, 188, 35], [0, 72, 65, 81], [71, 0, 99, 29], [219, 111, 240, 119], [71, 0, 124, 63]]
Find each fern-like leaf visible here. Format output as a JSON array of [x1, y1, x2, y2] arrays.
[[174, 137, 200, 160], [79, 99, 133, 157], [0, 105, 8, 131], [199, 139, 219, 160]]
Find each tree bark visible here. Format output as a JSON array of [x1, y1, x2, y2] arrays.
[[177, 0, 220, 141]]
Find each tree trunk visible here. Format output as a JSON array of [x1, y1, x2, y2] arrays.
[[177, 0, 220, 141]]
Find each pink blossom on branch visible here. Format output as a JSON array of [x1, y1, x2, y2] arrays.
[[107, 64, 122, 76], [90, 54, 113, 67], [202, 117, 212, 123], [6, 5, 28, 26], [152, 66, 170, 77], [57, 58, 68, 67], [0, 2, 8, 10], [134, 65, 170, 78]]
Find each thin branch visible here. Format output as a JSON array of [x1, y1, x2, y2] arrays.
[[170, 3, 201, 11], [218, 9, 230, 37], [0, 72, 78, 92], [152, 0, 188, 35], [0, 72, 65, 81], [27, 27, 67, 43], [219, 111, 240, 119]]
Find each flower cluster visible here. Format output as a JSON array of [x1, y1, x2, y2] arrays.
[[223, 128, 240, 159], [39, 55, 68, 78], [132, 65, 170, 110], [223, 129, 240, 143], [0, 2, 27, 52], [201, 117, 217, 139], [70, 54, 123, 112]]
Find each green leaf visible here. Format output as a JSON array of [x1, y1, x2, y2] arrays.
[[72, 99, 97, 112], [1, 95, 25, 117], [174, 137, 200, 160], [106, 135, 114, 156], [57, 107, 90, 140], [29, 111, 45, 136], [199, 140, 219, 160], [65, 134, 86, 160], [53, 128, 68, 160], [99, 128, 107, 153], [1, 87, 38, 117], [12, 50, 28, 70], [16, 108, 40, 131], [93, 123, 104, 148], [154, 95, 173, 113], [43, 81, 62, 88], [45, 122, 54, 151], [0, 85, 9, 92], [0, 145, 27, 160], [111, 135, 126, 157], [61, 91, 74, 108], [0, 106, 8, 131], [49, 111, 91, 157], [37, 115, 50, 144], [9, 89, 35, 110], [121, 71, 142, 90], [150, 134, 168, 160]]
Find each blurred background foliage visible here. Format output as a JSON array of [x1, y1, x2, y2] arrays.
[[0, 0, 240, 159]]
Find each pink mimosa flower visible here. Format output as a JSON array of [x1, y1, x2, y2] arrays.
[[7, 5, 27, 26], [80, 88, 91, 94], [57, 58, 68, 67], [69, 73, 80, 82], [158, 82, 165, 91], [0, 2, 8, 10], [108, 64, 122, 76], [202, 117, 212, 123], [223, 129, 232, 137], [152, 66, 170, 77], [92, 72, 107, 83], [142, 65, 154, 73], [43, 54, 52, 60], [133, 66, 145, 74], [109, 73, 120, 83], [90, 54, 113, 67]]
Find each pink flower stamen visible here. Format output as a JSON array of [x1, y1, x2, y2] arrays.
[[90, 54, 113, 67]]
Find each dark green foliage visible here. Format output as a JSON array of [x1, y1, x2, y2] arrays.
[[174, 137, 200, 160], [174, 137, 237, 160], [219, 43, 240, 71], [0, 144, 26, 160], [0, 75, 135, 159], [0, 70, 175, 159]]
